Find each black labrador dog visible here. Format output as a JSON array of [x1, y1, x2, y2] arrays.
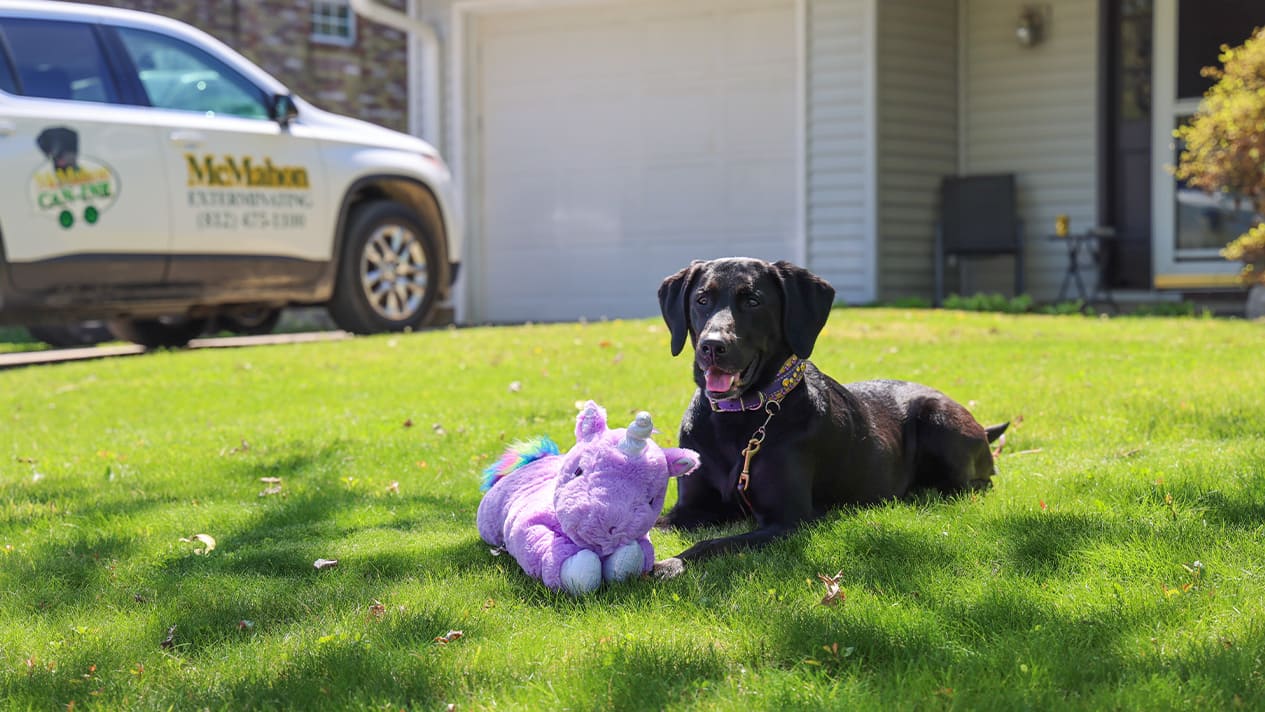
[[654, 257, 1005, 577]]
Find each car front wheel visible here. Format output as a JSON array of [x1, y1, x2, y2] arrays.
[[328, 201, 440, 334]]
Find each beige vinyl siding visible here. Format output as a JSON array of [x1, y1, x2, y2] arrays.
[[806, 0, 875, 303], [961, 0, 1098, 298], [875, 0, 958, 302]]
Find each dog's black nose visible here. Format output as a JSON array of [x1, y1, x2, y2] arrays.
[[698, 338, 726, 363]]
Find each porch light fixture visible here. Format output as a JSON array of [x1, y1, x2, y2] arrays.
[[1016, 5, 1047, 47]]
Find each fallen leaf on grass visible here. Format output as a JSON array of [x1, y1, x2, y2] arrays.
[[258, 477, 283, 497], [434, 630, 463, 645], [237, 620, 254, 631], [386, 481, 400, 494], [817, 571, 845, 606], [221, 440, 250, 456], [178, 534, 216, 555], [507, 381, 522, 393], [160, 625, 176, 649], [368, 601, 386, 620], [403, 418, 414, 428], [314, 558, 339, 571], [432, 423, 447, 436]]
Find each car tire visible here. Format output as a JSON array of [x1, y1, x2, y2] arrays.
[[217, 307, 282, 336], [26, 322, 113, 348], [106, 317, 208, 349], [328, 200, 440, 334]]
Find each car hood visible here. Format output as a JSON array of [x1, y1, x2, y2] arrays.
[[293, 97, 437, 157]]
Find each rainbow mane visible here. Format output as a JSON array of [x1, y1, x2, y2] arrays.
[[480, 436, 560, 492]]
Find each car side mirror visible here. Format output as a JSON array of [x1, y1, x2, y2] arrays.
[[271, 94, 298, 127]]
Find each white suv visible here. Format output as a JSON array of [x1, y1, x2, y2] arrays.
[[0, 1, 461, 347]]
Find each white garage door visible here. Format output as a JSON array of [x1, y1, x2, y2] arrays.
[[473, 0, 799, 323]]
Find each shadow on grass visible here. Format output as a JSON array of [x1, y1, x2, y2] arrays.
[[1143, 472, 1265, 530], [588, 635, 728, 710]]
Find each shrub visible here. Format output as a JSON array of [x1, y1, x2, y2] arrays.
[[1173, 27, 1265, 284]]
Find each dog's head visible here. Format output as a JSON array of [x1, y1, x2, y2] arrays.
[[36, 127, 80, 171], [658, 258, 835, 399]]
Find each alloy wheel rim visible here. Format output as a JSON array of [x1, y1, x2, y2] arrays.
[[360, 224, 429, 321]]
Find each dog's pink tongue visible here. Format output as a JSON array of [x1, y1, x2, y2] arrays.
[[705, 368, 736, 393]]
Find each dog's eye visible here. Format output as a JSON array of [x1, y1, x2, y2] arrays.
[[695, 293, 709, 306], [745, 295, 761, 307], [572, 467, 584, 477]]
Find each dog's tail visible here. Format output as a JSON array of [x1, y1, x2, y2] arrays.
[[984, 422, 1009, 443]]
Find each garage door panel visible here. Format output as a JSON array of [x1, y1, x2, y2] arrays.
[[641, 88, 719, 158], [476, 0, 798, 322], [640, 161, 726, 230], [644, 17, 719, 75], [725, 7, 797, 67], [726, 81, 797, 155], [483, 20, 639, 87]]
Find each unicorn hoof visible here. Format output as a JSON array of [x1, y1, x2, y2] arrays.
[[603, 542, 647, 583], [560, 549, 602, 595]]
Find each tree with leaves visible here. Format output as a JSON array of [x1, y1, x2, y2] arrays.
[[1173, 26, 1265, 284]]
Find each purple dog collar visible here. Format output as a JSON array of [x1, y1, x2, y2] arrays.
[[707, 356, 808, 413]]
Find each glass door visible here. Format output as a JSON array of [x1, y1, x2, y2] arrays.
[[1151, 0, 1265, 289]]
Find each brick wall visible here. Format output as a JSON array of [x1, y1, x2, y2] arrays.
[[84, 0, 411, 132]]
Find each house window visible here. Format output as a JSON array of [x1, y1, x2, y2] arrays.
[[311, 0, 355, 46]]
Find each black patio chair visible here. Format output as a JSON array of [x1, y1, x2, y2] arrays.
[[934, 173, 1025, 306]]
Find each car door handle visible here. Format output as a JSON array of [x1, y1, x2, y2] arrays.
[[0, 120, 15, 137], [169, 129, 205, 146]]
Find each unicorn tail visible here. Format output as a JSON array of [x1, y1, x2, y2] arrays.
[[480, 436, 560, 492]]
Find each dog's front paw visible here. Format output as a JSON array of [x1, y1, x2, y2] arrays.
[[652, 557, 686, 580]]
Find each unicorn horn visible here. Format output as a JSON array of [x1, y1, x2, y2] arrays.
[[618, 412, 653, 455]]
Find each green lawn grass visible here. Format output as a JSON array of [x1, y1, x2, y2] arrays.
[[2, 309, 1263, 710]]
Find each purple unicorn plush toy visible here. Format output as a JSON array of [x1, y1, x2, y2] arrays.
[[477, 401, 700, 595]]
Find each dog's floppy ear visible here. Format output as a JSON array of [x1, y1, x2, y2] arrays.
[[771, 260, 836, 359], [658, 261, 703, 357]]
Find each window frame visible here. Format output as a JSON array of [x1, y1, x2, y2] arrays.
[[310, 0, 356, 47], [0, 24, 18, 95]]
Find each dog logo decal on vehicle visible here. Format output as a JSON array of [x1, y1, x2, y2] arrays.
[[29, 126, 121, 229]]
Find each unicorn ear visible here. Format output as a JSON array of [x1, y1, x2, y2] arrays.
[[663, 448, 701, 477], [575, 400, 608, 441]]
